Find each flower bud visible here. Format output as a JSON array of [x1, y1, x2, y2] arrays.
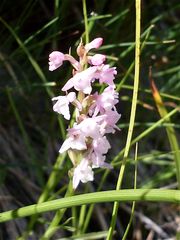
[[85, 38, 103, 52]]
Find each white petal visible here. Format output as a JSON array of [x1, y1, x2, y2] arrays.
[[70, 134, 87, 150], [62, 78, 74, 91], [59, 138, 72, 153], [73, 173, 80, 189]]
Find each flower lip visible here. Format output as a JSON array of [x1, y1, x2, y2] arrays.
[[52, 92, 76, 120], [88, 54, 106, 66]]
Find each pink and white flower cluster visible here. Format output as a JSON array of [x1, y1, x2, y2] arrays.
[[49, 38, 120, 189]]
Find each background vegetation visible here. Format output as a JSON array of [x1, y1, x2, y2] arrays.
[[0, 0, 180, 239]]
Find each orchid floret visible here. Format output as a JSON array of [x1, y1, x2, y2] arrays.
[[49, 51, 65, 71]]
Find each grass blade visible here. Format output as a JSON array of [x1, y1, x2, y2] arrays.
[[150, 68, 180, 188]]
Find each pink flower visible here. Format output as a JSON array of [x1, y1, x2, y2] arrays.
[[87, 136, 111, 168], [59, 117, 102, 154], [73, 158, 94, 189], [91, 152, 106, 168], [91, 152, 112, 169], [92, 136, 111, 155], [90, 86, 119, 116], [52, 92, 76, 120], [62, 66, 97, 94], [77, 118, 101, 139], [88, 54, 106, 66], [59, 128, 87, 153], [49, 51, 65, 71], [62, 64, 117, 94], [96, 64, 117, 86], [85, 38, 103, 52], [99, 109, 121, 134]]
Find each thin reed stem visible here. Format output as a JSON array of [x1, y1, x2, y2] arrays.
[[82, 0, 89, 44], [107, 1, 141, 239], [122, 143, 138, 240]]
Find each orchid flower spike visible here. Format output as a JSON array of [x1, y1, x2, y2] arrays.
[[49, 37, 120, 189]]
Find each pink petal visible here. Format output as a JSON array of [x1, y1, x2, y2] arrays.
[[49, 51, 65, 71], [98, 65, 117, 85], [77, 118, 101, 139], [62, 67, 97, 94], [85, 38, 103, 52], [88, 54, 106, 66], [62, 78, 74, 91], [73, 159, 94, 189], [67, 92, 76, 102], [52, 95, 71, 120]]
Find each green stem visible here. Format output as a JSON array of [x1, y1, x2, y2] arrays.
[[77, 205, 87, 235], [107, 1, 141, 239], [0, 189, 180, 223], [122, 143, 138, 240], [82, 0, 89, 44]]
